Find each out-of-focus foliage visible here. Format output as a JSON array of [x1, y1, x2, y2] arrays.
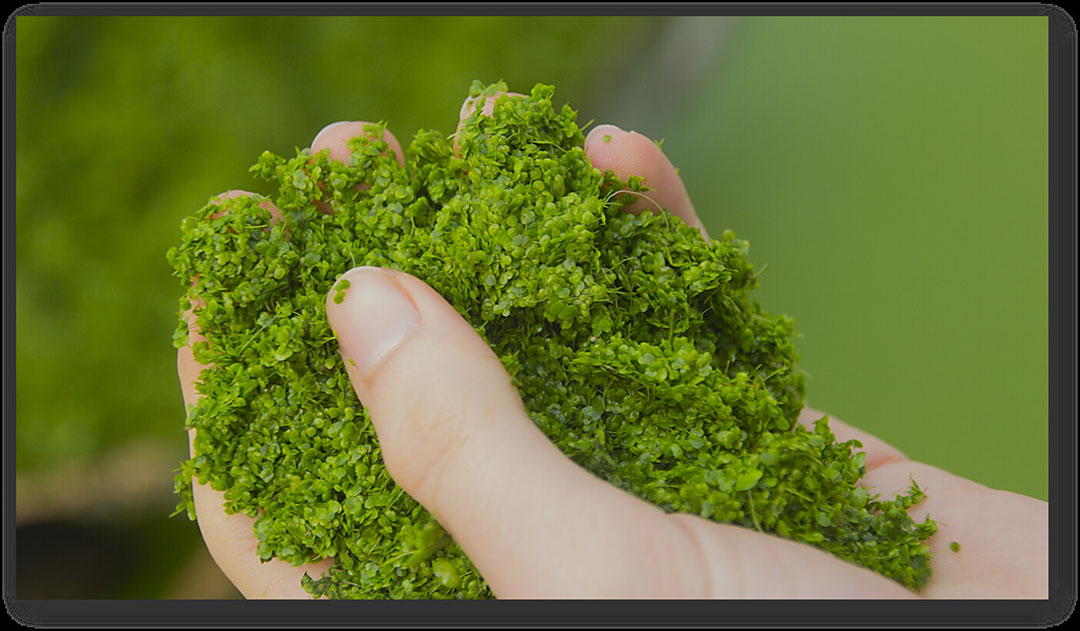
[[15, 16, 664, 476]]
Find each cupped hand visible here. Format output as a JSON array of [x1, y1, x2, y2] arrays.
[[177, 94, 1047, 599]]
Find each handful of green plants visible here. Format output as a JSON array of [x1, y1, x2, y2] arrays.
[[169, 81, 937, 599]]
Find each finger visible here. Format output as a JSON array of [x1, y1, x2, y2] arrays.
[[453, 91, 525, 155], [861, 461, 989, 522], [798, 404, 908, 472], [177, 309, 205, 409], [310, 121, 405, 167], [323, 267, 916, 598], [860, 461, 1047, 599], [178, 316, 334, 598], [209, 189, 284, 222], [458, 90, 527, 122], [584, 124, 709, 240], [178, 189, 278, 395], [309, 122, 405, 214], [178, 191, 331, 598], [325, 266, 703, 598], [186, 423, 334, 599], [858, 461, 990, 595], [178, 190, 281, 387]]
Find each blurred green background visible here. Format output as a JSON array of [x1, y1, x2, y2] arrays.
[[15, 15, 1048, 598]]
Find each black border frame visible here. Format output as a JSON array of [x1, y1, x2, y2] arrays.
[[4, 3, 1076, 627]]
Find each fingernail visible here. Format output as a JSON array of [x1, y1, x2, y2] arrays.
[[327, 267, 419, 378], [460, 92, 518, 121], [312, 121, 351, 148], [586, 124, 624, 144], [311, 121, 366, 163], [459, 96, 479, 120], [459, 96, 493, 120]]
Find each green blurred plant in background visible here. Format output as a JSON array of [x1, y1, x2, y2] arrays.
[[14, 14, 1048, 598]]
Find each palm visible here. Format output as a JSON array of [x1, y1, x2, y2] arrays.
[[790, 406, 1048, 599], [861, 461, 1048, 598]]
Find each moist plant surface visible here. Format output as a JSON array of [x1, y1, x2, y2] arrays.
[[169, 81, 937, 599]]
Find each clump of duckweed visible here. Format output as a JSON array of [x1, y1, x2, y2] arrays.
[[168, 81, 937, 599]]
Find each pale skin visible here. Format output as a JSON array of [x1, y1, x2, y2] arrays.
[[177, 94, 1048, 599]]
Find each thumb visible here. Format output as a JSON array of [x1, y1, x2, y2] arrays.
[[324, 266, 702, 598]]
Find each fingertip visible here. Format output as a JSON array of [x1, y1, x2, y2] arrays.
[[310, 121, 350, 156], [584, 124, 707, 238], [454, 91, 526, 155], [583, 123, 624, 151], [458, 91, 527, 121], [208, 190, 283, 223], [311, 121, 357, 162], [310, 121, 405, 167], [211, 189, 271, 206], [583, 124, 669, 196]]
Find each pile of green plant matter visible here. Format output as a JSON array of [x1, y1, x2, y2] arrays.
[[169, 81, 937, 598]]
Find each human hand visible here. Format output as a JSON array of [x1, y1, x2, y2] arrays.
[[177, 94, 1048, 599]]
